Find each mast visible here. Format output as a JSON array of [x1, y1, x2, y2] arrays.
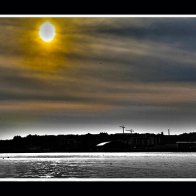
[[120, 125, 125, 134]]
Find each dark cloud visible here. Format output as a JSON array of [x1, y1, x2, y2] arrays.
[[95, 18, 196, 50]]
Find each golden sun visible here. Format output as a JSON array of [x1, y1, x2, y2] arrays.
[[39, 22, 56, 43]]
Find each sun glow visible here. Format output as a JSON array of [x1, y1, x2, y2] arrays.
[[21, 19, 72, 75], [39, 22, 56, 43]]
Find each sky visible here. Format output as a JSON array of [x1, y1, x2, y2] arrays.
[[1, 17, 196, 139]]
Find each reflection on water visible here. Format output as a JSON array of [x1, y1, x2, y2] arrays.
[[0, 152, 196, 178]]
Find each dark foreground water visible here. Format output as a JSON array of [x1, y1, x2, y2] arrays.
[[0, 152, 196, 178]]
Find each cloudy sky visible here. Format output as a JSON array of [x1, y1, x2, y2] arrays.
[[1, 17, 196, 139]]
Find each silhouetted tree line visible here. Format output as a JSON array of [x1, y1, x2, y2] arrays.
[[0, 132, 196, 152]]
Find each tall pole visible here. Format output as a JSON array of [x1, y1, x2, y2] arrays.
[[168, 129, 170, 135], [120, 125, 125, 134]]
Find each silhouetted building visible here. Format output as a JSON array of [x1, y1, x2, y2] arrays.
[[125, 134, 161, 147], [176, 141, 196, 151]]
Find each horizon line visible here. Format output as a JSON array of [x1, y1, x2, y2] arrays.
[[1, 131, 196, 140]]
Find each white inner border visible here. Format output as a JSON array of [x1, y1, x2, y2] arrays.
[[0, 15, 195, 17], [0, 14, 195, 181], [0, 178, 196, 181]]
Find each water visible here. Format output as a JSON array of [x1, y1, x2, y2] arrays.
[[0, 152, 196, 178]]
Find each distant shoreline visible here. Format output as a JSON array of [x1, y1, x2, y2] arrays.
[[1, 132, 196, 153]]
